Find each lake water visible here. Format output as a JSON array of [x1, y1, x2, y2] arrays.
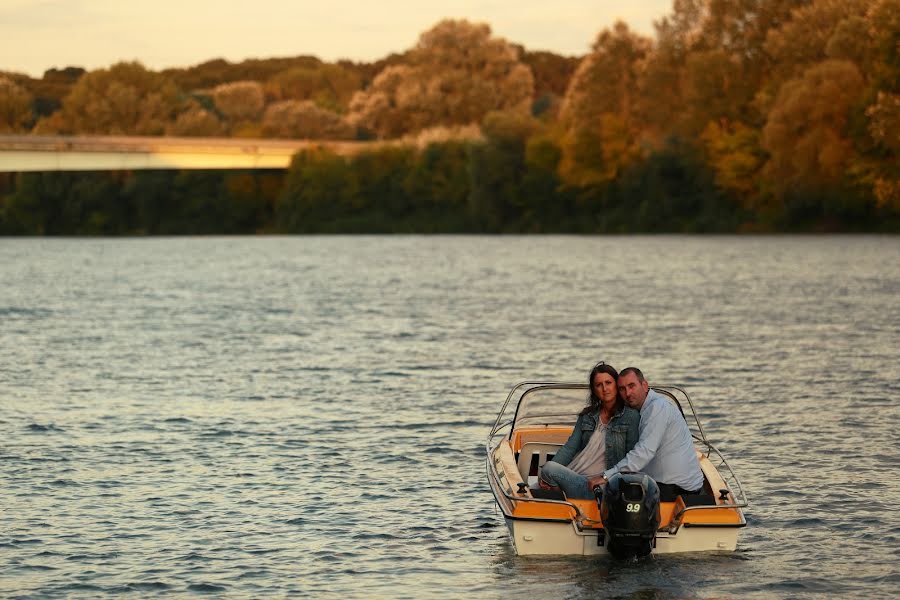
[[2, 235, 898, 598]]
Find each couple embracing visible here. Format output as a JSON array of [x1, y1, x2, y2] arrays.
[[539, 362, 704, 501]]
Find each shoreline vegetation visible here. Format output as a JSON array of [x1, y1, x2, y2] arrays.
[[1, 1, 898, 235]]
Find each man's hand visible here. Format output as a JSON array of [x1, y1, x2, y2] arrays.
[[588, 475, 607, 490], [538, 477, 552, 490]]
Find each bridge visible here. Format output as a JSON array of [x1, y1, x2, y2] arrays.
[[0, 135, 397, 172]]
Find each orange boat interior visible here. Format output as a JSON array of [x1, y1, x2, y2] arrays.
[[495, 427, 743, 529]]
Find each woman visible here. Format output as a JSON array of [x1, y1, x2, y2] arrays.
[[538, 362, 640, 499]]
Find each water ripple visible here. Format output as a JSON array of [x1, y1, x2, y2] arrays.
[[1, 236, 899, 598]]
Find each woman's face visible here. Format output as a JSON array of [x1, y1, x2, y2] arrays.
[[592, 371, 618, 405]]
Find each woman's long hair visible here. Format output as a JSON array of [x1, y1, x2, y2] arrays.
[[580, 362, 621, 416]]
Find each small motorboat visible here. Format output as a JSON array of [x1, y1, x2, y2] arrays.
[[486, 382, 748, 556]]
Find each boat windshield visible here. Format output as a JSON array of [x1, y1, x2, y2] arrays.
[[507, 384, 695, 433], [512, 384, 589, 430]]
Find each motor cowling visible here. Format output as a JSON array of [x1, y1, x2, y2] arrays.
[[598, 472, 660, 559]]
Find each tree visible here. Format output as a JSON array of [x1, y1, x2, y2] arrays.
[[261, 100, 354, 139], [347, 19, 534, 138], [210, 80, 265, 137], [519, 133, 572, 230], [866, 91, 900, 210], [265, 64, 362, 112], [212, 80, 265, 122], [0, 77, 33, 132], [762, 0, 898, 213], [859, 0, 900, 211], [683, 49, 754, 133], [700, 121, 767, 202], [764, 0, 870, 84], [402, 140, 470, 216], [558, 22, 652, 186], [350, 147, 416, 228], [643, 0, 808, 138], [32, 61, 180, 135], [467, 110, 539, 230], [762, 60, 865, 198], [169, 102, 226, 136], [521, 51, 580, 119], [276, 149, 358, 231]]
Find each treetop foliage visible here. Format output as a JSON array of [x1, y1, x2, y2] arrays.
[[1, 0, 897, 232]]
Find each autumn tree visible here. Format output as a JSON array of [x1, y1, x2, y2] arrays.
[[764, 0, 870, 87], [861, 0, 900, 210], [762, 0, 899, 211], [212, 80, 264, 121], [700, 121, 767, 204], [634, 0, 814, 213], [558, 21, 652, 186], [347, 19, 534, 138], [265, 64, 362, 112], [210, 80, 265, 137], [643, 0, 806, 137], [762, 60, 865, 198], [168, 103, 226, 137], [696, 0, 810, 94], [521, 51, 580, 119], [261, 100, 354, 139], [33, 61, 180, 135], [637, 0, 701, 140], [867, 92, 900, 210], [165, 56, 324, 90], [1, 67, 84, 124], [0, 77, 33, 133]]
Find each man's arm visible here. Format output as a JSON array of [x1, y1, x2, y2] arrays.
[[602, 401, 666, 479]]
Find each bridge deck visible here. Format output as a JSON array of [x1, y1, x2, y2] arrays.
[[0, 135, 395, 172]]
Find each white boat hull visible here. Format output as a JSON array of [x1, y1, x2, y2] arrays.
[[503, 516, 739, 556]]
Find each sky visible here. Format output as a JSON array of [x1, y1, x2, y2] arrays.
[[0, 0, 675, 78]]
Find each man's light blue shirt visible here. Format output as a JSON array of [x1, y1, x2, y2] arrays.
[[602, 389, 704, 491]]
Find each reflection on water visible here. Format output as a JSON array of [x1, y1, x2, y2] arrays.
[[1, 235, 898, 598], [490, 542, 760, 599]]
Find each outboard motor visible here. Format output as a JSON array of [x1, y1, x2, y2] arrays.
[[598, 472, 660, 559]]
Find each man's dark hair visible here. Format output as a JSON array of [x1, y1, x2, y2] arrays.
[[619, 367, 645, 382]]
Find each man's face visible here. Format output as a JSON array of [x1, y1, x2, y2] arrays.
[[618, 371, 649, 409]]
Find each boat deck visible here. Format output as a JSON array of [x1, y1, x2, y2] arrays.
[[494, 429, 744, 530]]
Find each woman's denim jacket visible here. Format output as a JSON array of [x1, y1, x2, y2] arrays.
[[551, 405, 640, 469]]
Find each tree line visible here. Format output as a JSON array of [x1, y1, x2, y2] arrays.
[[1, 0, 897, 234]]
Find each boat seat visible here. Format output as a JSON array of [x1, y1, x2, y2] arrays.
[[516, 441, 563, 480], [680, 494, 717, 507], [530, 488, 566, 501]]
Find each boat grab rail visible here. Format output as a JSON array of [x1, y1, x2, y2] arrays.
[[631, 383, 748, 511], [667, 440, 749, 533], [487, 381, 748, 523], [656, 384, 749, 510], [692, 437, 749, 510], [652, 384, 711, 444], [488, 381, 587, 442]]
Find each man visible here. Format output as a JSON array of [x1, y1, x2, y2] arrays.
[[587, 367, 704, 500]]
